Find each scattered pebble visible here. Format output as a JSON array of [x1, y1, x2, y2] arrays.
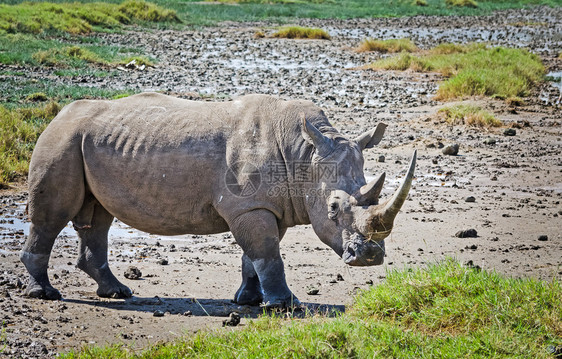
[[504, 128, 517, 136], [455, 229, 478, 238], [442, 143, 459, 156], [306, 286, 320, 295], [124, 266, 142, 280], [222, 312, 240, 327], [537, 235, 548, 241], [465, 196, 476, 203], [153, 310, 165, 317], [483, 137, 496, 145], [377, 155, 385, 163], [157, 259, 168, 265]]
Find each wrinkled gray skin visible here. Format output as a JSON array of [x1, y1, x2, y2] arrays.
[[21, 93, 416, 307]]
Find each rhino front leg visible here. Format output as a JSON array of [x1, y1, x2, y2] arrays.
[[230, 210, 299, 308], [234, 254, 263, 305], [75, 203, 132, 298]]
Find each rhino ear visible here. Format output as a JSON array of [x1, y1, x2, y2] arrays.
[[301, 113, 333, 157], [355, 123, 387, 151]]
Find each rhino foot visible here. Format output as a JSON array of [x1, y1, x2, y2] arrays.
[[96, 283, 132, 299], [26, 283, 62, 300], [234, 288, 263, 306]]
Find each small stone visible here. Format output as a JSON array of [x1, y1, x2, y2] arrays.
[[157, 259, 168, 265], [222, 312, 240, 327], [442, 143, 459, 156], [124, 266, 142, 280], [306, 286, 320, 295], [483, 137, 496, 145], [537, 235, 548, 241], [455, 229, 478, 238], [377, 155, 385, 163], [465, 196, 476, 203], [183, 310, 193, 316], [336, 274, 344, 281], [432, 158, 438, 164], [503, 128, 516, 136], [153, 310, 165, 317]]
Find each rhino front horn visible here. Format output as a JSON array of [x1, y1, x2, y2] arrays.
[[381, 150, 417, 223]]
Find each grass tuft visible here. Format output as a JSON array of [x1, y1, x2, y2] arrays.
[[272, 26, 331, 40], [0, 0, 180, 36], [368, 44, 544, 100], [413, 0, 428, 5], [355, 38, 417, 53], [446, 0, 478, 7], [61, 259, 562, 358], [438, 104, 502, 128], [0, 102, 61, 185]]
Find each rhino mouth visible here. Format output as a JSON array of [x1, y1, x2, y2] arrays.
[[342, 236, 385, 266]]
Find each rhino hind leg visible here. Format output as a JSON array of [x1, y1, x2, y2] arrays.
[[75, 202, 132, 299], [229, 210, 299, 308], [234, 254, 263, 305], [21, 223, 65, 300]]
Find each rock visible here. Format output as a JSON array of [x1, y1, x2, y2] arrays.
[[483, 137, 496, 145], [153, 310, 165, 317], [432, 158, 438, 164], [377, 155, 385, 163], [503, 128, 516, 136], [183, 310, 193, 316], [222, 312, 240, 327], [537, 235, 548, 241], [455, 229, 478, 238], [157, 259, 168, 265], [442, 143, 459, 156], [336, 274, 344, 281], [306, 286, 320, 295], [465, 196, 476, 203], [124, 266, 142, 280]]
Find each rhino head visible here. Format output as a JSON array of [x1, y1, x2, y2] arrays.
[[301, 117, 416, 266]]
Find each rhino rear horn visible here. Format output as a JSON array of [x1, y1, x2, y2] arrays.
[[355, 123, 387, 151], [301, 114, 334, 157], [381, 150, 417, 223], [351, 172, 386, 206]]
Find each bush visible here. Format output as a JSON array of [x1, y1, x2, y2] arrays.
[[272, 26, 331, 40]]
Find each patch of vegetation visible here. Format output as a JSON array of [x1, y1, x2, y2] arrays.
[[0, 0, 180, 35], [0, 102, 60, 184], [119, 56, 154, 67], [62, 259, 562, 358], [446, 0, 478, 7], [438, 103, 502, 128], [207, 0, 335, 3], [25, 92, 49, 102], [355, 38, 417, 53], [272, 26, 331, 39], [413, 0, 428, 5], [0, 32, 148, 68], [368, 44, 545, 100]]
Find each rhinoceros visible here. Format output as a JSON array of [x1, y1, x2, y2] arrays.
[[21, 92, 416, 307]]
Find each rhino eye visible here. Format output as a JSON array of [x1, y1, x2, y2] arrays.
[[328, 202, 339, 220]]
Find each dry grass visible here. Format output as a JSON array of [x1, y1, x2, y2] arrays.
[[355, 38, 417, 53], [446, 0, 478, 7], [438, 104, 502, 128], [272, 26, 331, 40]]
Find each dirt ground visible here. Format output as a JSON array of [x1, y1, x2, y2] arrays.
[[1, 6, 561, 358]]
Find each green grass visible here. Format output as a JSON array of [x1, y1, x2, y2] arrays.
[[61, 259, 562, 358], [271, 26, 331, 39], [0, 102, 60, 184], [0, 0, 179, 35], [355, 38, 417, 53], [0, 32, 151, 67], [3, 0, 559, 25], [446, 0, 478, 7], [438, 104, 503, 127], [368, 44, 545, 100]]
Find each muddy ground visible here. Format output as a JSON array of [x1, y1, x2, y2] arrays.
[[1, 6, 561, 358]]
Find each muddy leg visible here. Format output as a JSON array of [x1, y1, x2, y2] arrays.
[[229, 210, 298, 308], [234, 254, 263, 305], [75, 204, 132, 298], [20, 222, 67, 299]]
